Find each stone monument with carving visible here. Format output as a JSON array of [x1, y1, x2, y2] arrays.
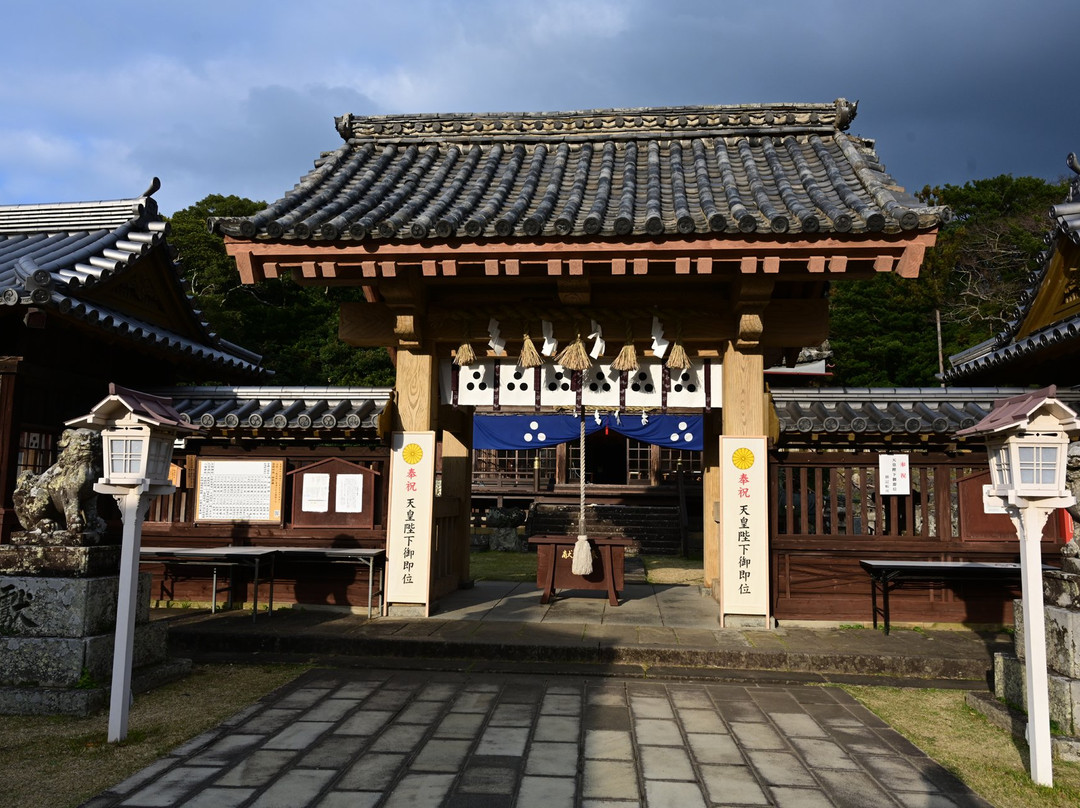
[[0, 428, 186, 716]]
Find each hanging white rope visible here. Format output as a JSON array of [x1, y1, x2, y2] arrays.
[[572, 410, 593, 575]]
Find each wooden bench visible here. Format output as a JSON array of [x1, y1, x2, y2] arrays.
[[141, 546, 386, 620], [274, 547, 386, 618], [140, 547, 277, 621], [859, 559, 1033, 634]]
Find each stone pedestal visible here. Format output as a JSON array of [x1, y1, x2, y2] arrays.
[[0, 541, 189, 716], [993, 555, 1080, 761]]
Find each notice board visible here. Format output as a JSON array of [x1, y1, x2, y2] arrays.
[[195, 459, 285, 524], [288, 458, 379, 529]]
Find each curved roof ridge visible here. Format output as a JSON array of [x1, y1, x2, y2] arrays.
[[0, 181, 266, 378], [215, 99, 947, 243]]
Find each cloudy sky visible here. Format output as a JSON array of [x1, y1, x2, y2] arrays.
[[1, 0, 1076, 216]]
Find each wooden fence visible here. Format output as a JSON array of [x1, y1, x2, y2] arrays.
[[769, 450, 1068, 624]]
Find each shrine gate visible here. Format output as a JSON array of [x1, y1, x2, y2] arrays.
[[216, 99, 945, 622]]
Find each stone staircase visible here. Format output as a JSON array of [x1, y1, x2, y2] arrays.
[[526, 503, 686, 555]]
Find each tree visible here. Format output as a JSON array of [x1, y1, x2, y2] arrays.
[[828, 175, 1068, 387], [918, 175, 1067, 347], [169, 195, 395, 386]]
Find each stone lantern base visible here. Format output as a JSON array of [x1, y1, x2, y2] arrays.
[[988, 556, 1080, 761], [0, 538, 189, 716]]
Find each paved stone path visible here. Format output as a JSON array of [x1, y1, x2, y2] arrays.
[[85, 668, 991, 808]]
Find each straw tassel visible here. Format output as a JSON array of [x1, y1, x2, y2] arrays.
[[611, 324, 638, 373], [453, 324, 476, 367], [572, 535, 593, 575], [518, 329, 542, 368], [555, 331, 592, 371], [665, 324, 691, 370], [571, 413, 593, 575]]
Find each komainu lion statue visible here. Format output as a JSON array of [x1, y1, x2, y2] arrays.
[[13, 428, 106, 541]]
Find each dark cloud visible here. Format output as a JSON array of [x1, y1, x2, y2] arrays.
[[128, 84, 379, 213], [1, 1, 1076, 213]]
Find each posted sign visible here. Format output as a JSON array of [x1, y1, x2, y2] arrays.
[[721, 436, 768, 618], [879, 454, 911, 496], [385, 432, 436, 610]]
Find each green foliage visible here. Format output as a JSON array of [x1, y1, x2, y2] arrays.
[[168, 195, 395, 386], [829, 175, 1068, 386], [829, 274, 947, 386]]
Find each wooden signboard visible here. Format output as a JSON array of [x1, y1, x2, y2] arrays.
[[195, 459, 285, 524], [720, 436, 769, 622], [288, 458, 379, 529]]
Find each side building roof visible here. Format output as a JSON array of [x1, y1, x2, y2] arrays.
[[944, 156, 1080, 384], [154, 386, 390, 438], [771, 386, 1080, 447], [212, 99, 947, 244], [0, 180, 265, 378]]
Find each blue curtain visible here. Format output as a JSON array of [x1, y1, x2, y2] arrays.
[[473, 413, 703, 451]]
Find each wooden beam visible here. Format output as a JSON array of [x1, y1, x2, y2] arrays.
[[339, 302, 396, 347]]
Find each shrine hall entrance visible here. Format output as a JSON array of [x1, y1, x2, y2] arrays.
[[582, 430, 628, 485]]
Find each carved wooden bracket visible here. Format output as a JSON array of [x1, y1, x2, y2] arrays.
[[557, 277, 591, 306], [733, 278, 774, 350]]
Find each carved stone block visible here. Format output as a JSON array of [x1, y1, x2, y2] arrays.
[[0, 574, 149, 639]]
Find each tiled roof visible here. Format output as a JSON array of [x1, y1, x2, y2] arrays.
[[154, 386, 391, 435], [0, 181, 264, 377], [945, 156, 1080, 383], [213, 99, 947, 243], [771, 387, 1080, 439]]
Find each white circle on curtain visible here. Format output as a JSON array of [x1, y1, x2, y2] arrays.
[[678, 421, 688, 430], [538, 433, 546, 441], [530, 420, 539, 429], [670, 432, 679, 442], [524, 433, 533, 442], [684, 433, 694, 442]]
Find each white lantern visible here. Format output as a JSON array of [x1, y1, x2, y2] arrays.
[[101, 422, 175, 486], [66, 383, 194, 491], [959, 386, 1080, 506], [985, 428, 1070, 502]]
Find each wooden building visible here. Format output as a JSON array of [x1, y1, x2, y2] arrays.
[[944, 156, 1080, 386], [214, 99, 948, 620], [140, 386, 392, 610], [0, 182, 264, 542]]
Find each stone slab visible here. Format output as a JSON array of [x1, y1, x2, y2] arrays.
[[0, 620, 169, 688], [0, 657, 190, 716], [0, 573, 150, 637], [994, 652, 1080, 736], [9, 529, 106, 547], [1044, 570, 1080, 608], [0, 544, 120, 577], [1013, 599, 1080, 678]]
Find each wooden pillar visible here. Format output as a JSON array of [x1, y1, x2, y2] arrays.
[[393, 349, 437, 432], [714, 341, 769, 624], [387, 346, 440, 612], [702, 410, 722, 589], [705, 345, 766, 592], [0, 358, 22, 543], [439, 404, 473, 587]]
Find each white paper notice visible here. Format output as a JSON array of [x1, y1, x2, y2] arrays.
[[336, 474, 365, 513], [302, 473, 330, 512]]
